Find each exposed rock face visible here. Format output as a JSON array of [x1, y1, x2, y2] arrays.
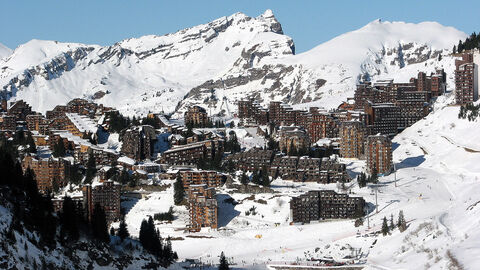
[[0, 12, 466, 117]]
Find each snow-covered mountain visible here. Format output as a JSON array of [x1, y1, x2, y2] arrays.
[[0, 42, 12, 60], [0, 11, 467, 117]]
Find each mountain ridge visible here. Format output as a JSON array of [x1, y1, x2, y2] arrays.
[[0, 11, 467, 117]]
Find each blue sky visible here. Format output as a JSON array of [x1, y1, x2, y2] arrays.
[[1, 0, 479, 53]]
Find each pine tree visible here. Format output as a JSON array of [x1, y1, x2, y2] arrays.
[[52, 140, 66, 157], [252, 169, 260, 185], [174, 174, 185, 205], [389, 214, 395, 231], [288, 140, 297, 156], [370, 167, 378, 183], [240, 172, 249, 185], [381, 216, 389, 236], [261, 166, 270, 187], [398, 210, 407, 232], [59, 196, 79, 241], [91, 203, 109, 243], [219, 251, 229, 270], [117, 216, 130, 241], [267, 137, 278, 151], [26, 132, 36, 153], [85, 153, 97, 184], [139, 219, 149, 249], [357, 172, 367, 188]]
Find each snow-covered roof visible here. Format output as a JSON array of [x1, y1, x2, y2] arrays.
[[66, 113, 98, 133], [53, 130, 118, 154], [117, 156, 136, 165]]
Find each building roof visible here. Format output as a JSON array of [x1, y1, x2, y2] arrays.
[[65, 113, 98, 133]]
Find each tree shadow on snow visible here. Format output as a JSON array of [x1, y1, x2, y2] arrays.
[[396, 155, 425, 169], [121, 196, 140, 216], [217, 194, 240, 227], [364, 202, 376, 215], [392, 142, 400, 151], [97, 129, 110, 145]]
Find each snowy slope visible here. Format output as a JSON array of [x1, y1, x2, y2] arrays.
[[0, 42, 12, 60], [119, 93, 480, 269], [0, 10, 291, 116], [179, 19, 466, 116], [0, 11, 467, 117]]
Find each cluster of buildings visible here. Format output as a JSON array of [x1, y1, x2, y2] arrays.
[[238, 100, 363, 142], [0, 98, 122, 226], [223, 148, 349, 183], [7, 61, 455, 232], [160, 168, 225, 231], [0, 99, 33, 131]]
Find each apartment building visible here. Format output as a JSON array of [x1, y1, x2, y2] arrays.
[[278, 126, 311, 154], [185, 106, 209, 127], [365, 134, 393, 175], [0, 114, 16, 131], [455, 52, 479, 104], [121, 125, 157, 161], [188, 184, 218, 232], [223, 148, 274, 172], [339, 121, 366, 158], [237, 99, 269, 125], [364, 102, 400, 136], [290, 190, 365, 223], [7, 100, 33, 121], [165, 168, 225, 189], [161, 139, 224, 166], [22, 155, 69, 194], [83, 181, 121, 225]]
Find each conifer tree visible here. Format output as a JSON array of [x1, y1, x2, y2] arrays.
[[139, 219, 149, 249], [261, 166, 270, 187], [357, 172, 367, 188], [60, 196, 79, 241], [389, 214, 395, 231], [252, 169, 260, 185], [174, 174, 185, 205], [26, 132, 36, 153], [85, 153, 97, 184], [240, 172, 249, 185], [53, 140, 66, 157], [288, 140, 297, 156], [398, 210, 407, 232], [117, 216, 130, 241], [91, 203, 109, 243], [219, 251, 229, 270], [381, 216, 389, 236]]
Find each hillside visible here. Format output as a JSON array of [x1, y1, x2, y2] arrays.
[[112, 92, 480, 269], [0, 11, 466, 117], [0, 185, 166, 270]]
